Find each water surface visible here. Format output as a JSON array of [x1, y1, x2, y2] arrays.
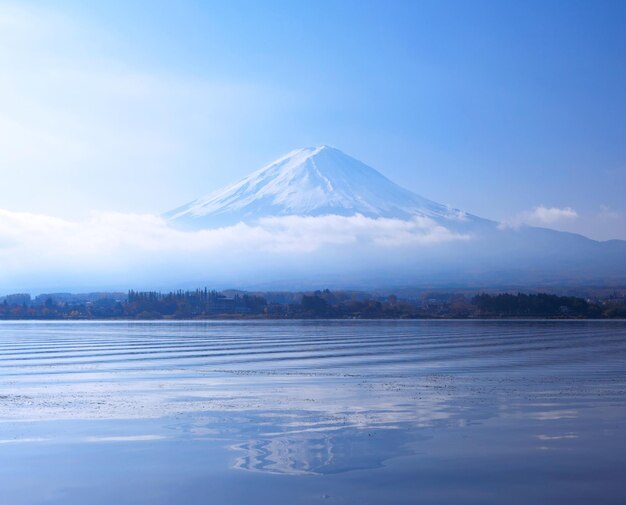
[[1, 320, 625, 504]]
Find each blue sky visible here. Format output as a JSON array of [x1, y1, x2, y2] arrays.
[[1, 0, 625, 240]]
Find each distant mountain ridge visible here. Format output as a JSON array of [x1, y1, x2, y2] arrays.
[[165, 145, 487, 228], [165, 146, 626, 287]]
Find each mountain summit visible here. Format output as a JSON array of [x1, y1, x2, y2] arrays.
[[166, 146, 479, 228], [162, 146, 626, 286]]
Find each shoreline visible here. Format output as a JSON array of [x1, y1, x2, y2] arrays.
[[1, 316, 625, 322]]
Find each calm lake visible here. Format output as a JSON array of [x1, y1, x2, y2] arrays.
[[1, 320, 625, 504]]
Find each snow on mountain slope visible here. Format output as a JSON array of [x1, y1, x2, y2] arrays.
[[157, 145, 626, 286], [166, 146, 486, 228]]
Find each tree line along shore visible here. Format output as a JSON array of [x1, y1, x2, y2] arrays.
[[0, 289, 625, 320]]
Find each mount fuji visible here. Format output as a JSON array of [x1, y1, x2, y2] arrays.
[[165, 146, 626, 287], [165, 145, 488, 229]]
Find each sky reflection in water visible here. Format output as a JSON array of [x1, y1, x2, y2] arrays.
[[0, 321, 625, 504]]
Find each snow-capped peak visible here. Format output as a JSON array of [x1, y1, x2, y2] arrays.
[[165, 146, 479, 228]]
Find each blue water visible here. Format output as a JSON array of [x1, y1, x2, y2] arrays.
[[0, 320, 625, 504]]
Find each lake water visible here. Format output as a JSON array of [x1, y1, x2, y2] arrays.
[[0, 320, 625, 504]]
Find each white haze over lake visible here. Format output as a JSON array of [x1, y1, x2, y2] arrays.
[[0, 208, 469, 292]]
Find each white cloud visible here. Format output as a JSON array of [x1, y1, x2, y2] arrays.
[[0, 209, 469, 290], [0, 210, 467, 258], [501, 205, 579, 229], [524, 205, 578, 225], [257, 215, 469, 250]]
